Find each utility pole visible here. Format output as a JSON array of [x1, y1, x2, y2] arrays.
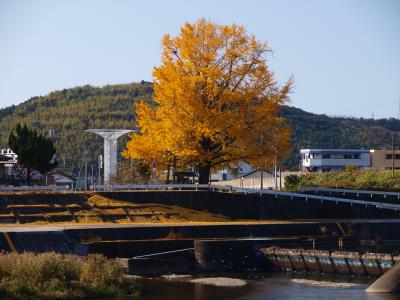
[[274, 136, 278, 191], [273, 155, 278, 190], [130, 158, 133, 184], [84, 156, 88, 191], [91, 163, 94, 190], [392, 132, 395, 177], [259, 133, 265, 190], [397, 97, 400, 120], [75, 151, 87, 191]]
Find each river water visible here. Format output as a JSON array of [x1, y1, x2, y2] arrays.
[[131, 272, 399, 300]]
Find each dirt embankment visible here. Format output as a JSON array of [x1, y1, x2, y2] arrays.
[[0, 192, 230, 225]]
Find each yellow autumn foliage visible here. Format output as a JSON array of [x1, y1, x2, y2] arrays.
[[123, 19, 292, 183]]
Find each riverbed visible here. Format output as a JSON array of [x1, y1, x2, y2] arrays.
[[132, 272, 399, 300]]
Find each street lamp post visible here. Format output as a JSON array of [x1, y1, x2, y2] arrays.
[[98, 154, 103, 185], [259, 133, 265, 190]]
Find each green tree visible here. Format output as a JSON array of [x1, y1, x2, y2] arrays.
[[8, 123, 57, 185], [284, 174, 301, 191]]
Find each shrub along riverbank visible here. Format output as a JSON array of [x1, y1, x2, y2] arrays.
[[284, 167, 400, 192], [0, 252, 137, 299]]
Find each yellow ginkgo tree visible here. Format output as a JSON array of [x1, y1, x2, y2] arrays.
[[123, 19, 293, 183]]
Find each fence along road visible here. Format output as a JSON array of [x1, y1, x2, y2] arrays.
[[301, 186, 400, 199], [1, 184, 400, 212], [94, 184, 400, 212]]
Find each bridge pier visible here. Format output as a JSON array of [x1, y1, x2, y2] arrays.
[[367, 262, 400, 293]]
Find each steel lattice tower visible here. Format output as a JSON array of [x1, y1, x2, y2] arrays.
[[86, 129, 135, 185]]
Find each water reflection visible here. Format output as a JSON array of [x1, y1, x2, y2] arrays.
[[106, 272, 400, 300]]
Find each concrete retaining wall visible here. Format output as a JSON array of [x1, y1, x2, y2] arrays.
[[64, 221, 400, 243], [0, 190, 397, 222], [0, 193, 89, 206], [0, 231, 87, 255], [86, 240, 193, 258], [100, 191, 400, 219]]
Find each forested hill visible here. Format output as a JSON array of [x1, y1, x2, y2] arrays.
[[282, 106, 400, 167], [0, 81, 154, 169], [0, 81, 398, 169]]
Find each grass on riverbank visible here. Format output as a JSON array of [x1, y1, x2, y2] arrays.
[[0, 252, 137, 299], [285, 167, 400, 192]]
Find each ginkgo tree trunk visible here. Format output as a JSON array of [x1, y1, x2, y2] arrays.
[[123, 19, 292, 184]]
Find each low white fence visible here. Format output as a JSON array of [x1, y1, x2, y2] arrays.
[[94, 183, 211, 191], [212, 178, 279, 190], [1, 183, 399, 211], [301, 186, 400, 198], [212, 171, 301, 190], [0, 185, 70, 192]]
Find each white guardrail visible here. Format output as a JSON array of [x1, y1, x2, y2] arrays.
[[301, 186, 400, 198], [0, 185, 70, 192], [94, 184, 400, 211], [1, 184, 400, 211]]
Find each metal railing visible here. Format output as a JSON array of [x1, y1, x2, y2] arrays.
[[1, 183, 399, 211], [0, 185, 70, 192], [95, 184, 400, 211], [301, 186, 400, 198], [94, 183, 211, 191]]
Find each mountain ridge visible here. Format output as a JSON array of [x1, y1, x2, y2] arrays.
[[0, 82, 398, 169]]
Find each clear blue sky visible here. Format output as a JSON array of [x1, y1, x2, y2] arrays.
[[0, 0, 399, 118]]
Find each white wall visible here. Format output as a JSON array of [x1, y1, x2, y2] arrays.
[[213, 171, 301, 190], [301, 152, 371, 170]]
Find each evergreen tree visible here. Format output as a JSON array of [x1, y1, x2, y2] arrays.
[[8, 123, 57, 185]]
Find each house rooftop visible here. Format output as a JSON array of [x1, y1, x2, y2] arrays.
[[300, 149, 370, 154]]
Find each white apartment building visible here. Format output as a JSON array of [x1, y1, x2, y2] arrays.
[[301, 149, 371, 172]]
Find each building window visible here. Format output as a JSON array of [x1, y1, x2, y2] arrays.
[[386, 154, 393, 160], [344, 154, 352, 159], [353, 154, 360, 159], [395, 154, 400, 160], [322, 154, 330, 159]]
